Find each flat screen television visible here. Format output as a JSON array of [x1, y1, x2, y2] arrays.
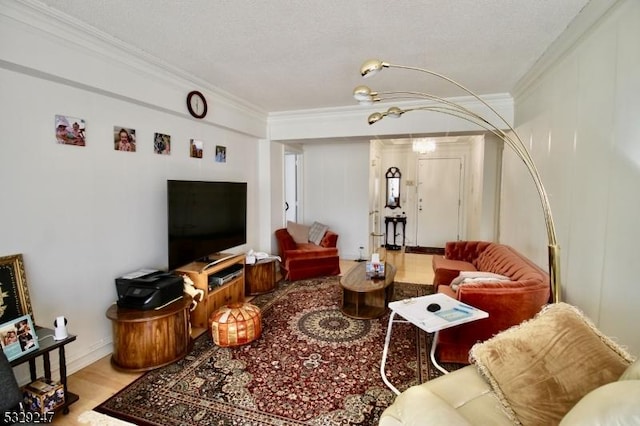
[[167, 180, 247, 270]]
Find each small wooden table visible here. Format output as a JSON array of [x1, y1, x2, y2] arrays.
[[245, 259, 278, 295], [340, 262, 396, 319], [10, 327, 78, 415], [106, 297, 191, 372]]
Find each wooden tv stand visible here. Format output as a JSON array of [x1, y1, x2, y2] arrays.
[[176, 253, 245, 336]]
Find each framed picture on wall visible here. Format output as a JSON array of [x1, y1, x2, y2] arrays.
[[0, 314, 39, 361], [0, 254, 33, 325], [55, 115, 86, 146], [154, 133, 171, 155], [215, 145, 226, 163], [190, 139, 203, 158], [114, 127, 136, 152]]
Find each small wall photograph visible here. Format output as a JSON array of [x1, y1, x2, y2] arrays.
[[154, 133, 171, 155], [114, 127, 136, 152], [215, 145, 226, 163], [55, 115, 86, 146], [190, 139, 203, 158]]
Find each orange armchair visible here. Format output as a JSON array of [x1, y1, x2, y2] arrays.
[[275, 228, 340, 281]]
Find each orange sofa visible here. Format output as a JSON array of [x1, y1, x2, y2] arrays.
[[274, 227, 340, 281], [431, 241, 551, 364]]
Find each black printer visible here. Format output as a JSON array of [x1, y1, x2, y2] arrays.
[[116, 269, 183, 310]]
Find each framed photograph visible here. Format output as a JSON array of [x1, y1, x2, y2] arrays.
[[0, 254, 33, 324], [215, 145, 226, 163], [190, 139, 203, 158], [55, 114, 86, 146], [0, 314, 39, 361], [114, 127, 136, 152], [154, 133, 171, 155]]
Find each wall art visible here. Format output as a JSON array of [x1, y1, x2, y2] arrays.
[[55, 115, 86, 146], [0, 254, 33, 325], [215, 145, 227, 163], [190, 139, 203, 158], [114, 127, 136, 152], [154, 133, 171, 155]]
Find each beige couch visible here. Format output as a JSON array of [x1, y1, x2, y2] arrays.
[[380, 303, 639, 426]]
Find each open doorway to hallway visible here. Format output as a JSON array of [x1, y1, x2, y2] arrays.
[[284, 152, 302, 223], [371, 133, 502, 250]]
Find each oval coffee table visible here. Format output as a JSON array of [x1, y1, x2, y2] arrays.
[[340, 261, 396, 319]]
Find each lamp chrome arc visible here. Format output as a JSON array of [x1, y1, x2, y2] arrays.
[[356, 59, 561, 303]]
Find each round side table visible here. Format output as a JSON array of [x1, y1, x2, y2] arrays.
[[106, 297, 191, 372]]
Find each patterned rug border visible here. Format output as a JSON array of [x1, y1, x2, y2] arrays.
[[95, 277, 452, 425]]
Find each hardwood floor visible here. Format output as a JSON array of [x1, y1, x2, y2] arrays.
[[52, 249, 434, 424]]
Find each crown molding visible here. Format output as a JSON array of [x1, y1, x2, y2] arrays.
[[5, 0, 267, 120], [513, 0, 620, 99], [268, 93, 514, 141]]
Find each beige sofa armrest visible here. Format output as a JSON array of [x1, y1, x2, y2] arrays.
[[380, 366, 512, 426], [379, 385, 472, 426]]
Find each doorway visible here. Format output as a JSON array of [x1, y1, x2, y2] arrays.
[[284, 153, 301, 223], [415, 157, 462, 247]]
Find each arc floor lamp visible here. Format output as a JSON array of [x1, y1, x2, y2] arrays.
[[354, 59, 561, 303]]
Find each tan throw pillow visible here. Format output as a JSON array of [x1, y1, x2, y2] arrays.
[[286, 221, 310, 244], [469, 303, 634, 426], [308, 221, 329, 245]]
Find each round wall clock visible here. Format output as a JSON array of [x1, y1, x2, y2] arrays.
[[186, 90, 208, 119]]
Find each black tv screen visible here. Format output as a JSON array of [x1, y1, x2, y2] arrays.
[[167, 180, 247, 270]]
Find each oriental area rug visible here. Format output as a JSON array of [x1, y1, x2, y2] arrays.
[[95, 277, 449, 425]]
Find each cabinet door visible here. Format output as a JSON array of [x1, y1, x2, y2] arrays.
[[227, 278, 245, 304]]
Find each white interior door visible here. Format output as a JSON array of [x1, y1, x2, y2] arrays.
[[284, 153, 298, 223], [416, 158, 462, 247]]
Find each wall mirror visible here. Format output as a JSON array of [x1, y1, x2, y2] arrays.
[[385, 167, 401, 209]]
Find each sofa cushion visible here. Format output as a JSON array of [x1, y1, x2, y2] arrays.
[[620, 359, 640, 381], [287, 221, 310, 244], [379, 365, 513, 426], [308, 221, 329, 245], [469, 303, 634, 426], [559, 381, 640, 426]]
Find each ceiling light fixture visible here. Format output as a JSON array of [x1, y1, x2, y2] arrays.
[[354, 59, 561, 304], [412, 138, 436, 154]]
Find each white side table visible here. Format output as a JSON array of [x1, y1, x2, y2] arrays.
[[381, 293, 488, 395]]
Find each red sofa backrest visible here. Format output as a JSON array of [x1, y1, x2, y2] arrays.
[[474, 243, 549, 285]]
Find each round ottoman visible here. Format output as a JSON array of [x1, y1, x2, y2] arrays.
[[210, 302, 262, 347]]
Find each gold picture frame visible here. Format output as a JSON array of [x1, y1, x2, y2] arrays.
[[0, 254, 33, 324]]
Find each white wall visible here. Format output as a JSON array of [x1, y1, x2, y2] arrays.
[[504, 0, 640, 355], [301, 142, 370, 260], [0, 4, 264, 382]]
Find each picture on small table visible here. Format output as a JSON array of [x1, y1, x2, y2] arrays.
[[55, 115, 86, 146], [114, 127, 136, 152], [0, 314, 39, 362]]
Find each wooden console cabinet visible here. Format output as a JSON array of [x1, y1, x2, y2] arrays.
[[176, 253, 245, 335], [106, 297, 191, 372]]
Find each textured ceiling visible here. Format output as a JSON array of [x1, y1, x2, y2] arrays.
[[37, 0, 591, 113]]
